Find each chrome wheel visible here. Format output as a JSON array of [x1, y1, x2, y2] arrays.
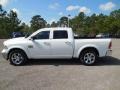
[[80, 50, 97, 65], [9, 50, 27, 66], [11, 53, 24, 65], [83, 53, 95, 65]]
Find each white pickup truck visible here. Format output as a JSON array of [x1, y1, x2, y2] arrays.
[[1, 27, 112, 66]]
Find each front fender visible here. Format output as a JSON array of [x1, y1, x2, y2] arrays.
[[7, 45, 30, 59]]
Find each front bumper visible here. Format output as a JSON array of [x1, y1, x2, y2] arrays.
[[106, 49, 112, 56], [1, 49, 8, 60]]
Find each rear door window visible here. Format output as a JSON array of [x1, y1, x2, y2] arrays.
[[53, 31, 68, 39]]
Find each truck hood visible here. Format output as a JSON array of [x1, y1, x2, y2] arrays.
[[4, 37, 27, 45]]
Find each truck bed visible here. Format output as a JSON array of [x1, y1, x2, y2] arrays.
[[73, 38, 111, 58], [74, 36, 109, 39]]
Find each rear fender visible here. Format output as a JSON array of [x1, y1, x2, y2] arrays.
[[76, 44, 99, 58]]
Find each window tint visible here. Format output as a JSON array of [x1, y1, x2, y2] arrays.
[[35, 31, 50, 39], [53, 30, 68, 39]]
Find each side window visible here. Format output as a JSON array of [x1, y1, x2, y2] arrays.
[[53, 30, 68, 39], [35, 31, 50, 39]]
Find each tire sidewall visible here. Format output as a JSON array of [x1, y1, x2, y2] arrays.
[[9, 50, 27, 66], [80, 50, 97, 66]]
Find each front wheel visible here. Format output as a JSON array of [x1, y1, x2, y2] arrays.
[[80, 50, 98, 65], [9, 50, 27, 66]]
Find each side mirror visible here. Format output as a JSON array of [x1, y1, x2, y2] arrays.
[[30, 36, 37, 40]]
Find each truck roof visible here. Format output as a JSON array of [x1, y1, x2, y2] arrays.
[[41, 27, 72, 30]]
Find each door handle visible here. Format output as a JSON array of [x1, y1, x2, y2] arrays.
[[44, 42, 50, 46], [65, 41, 72, 45]]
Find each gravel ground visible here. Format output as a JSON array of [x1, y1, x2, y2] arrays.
[[0, 39, 120, 90]]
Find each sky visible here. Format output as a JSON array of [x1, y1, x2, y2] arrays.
[[0, 0, 120, 25]]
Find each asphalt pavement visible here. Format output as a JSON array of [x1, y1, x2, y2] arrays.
[[0, 39, 120, 90]]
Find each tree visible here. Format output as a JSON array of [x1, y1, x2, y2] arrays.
[[59, 16, 68, 27], [0, 5, 7, 18], [46, 23, 50, 28], [109, 9, 120, 35], [51, 21, 58, 27], [88, 14, 99, 35], [0, 6, 23, 38], [21, 22, 30, 33], [0, 5, 120, 38], [70, 12, 86, 35], [30, 15, 47, 31], [6, 10, 22, 37], [0, 5, 8, 38], [110, 9, 120, 19]]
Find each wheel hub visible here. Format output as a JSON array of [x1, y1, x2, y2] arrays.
[[84, 53, 95, 64], [11, 53, 24, 65]]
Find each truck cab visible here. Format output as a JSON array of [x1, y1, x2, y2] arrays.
[[27, 27, 74, 59]]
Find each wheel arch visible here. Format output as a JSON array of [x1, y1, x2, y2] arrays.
[[8, 48, 28, 59], [77, 45, 99, 58]]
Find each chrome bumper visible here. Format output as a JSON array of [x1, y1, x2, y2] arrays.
[[1, 49, 8, 60], [106, 49, 112, 56]]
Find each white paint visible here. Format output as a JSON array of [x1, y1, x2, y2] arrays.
[[2, 27, 112, 59]]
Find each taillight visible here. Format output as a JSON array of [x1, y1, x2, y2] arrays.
[[108, 41, 112, 49]]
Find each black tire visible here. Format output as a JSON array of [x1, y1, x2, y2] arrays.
[[80, 49, 98, 66], [9, 50, 27, 66]]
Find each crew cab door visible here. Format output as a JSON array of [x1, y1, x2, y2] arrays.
[[51, 30, 73, 58], [29, 30, 51, 59]]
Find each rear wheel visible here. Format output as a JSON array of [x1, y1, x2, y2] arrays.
[[9, 50, 27, 66], [80, 50, 98, 65]]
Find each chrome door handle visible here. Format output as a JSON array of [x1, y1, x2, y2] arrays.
[[65, 41, 71, 45], [44, 42, 50, 45]]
